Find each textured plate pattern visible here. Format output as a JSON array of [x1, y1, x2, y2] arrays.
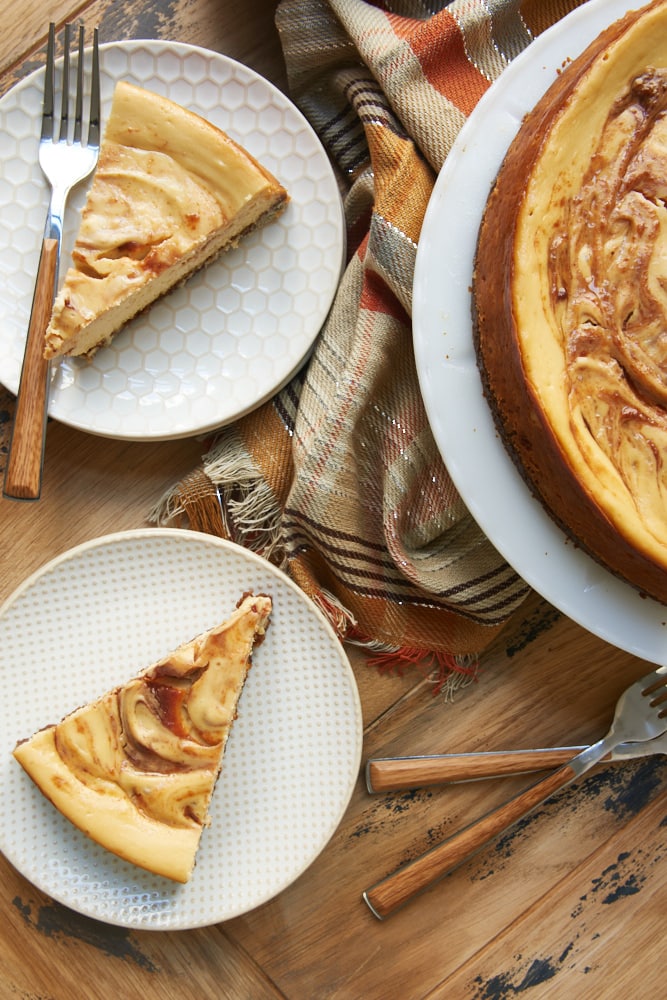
[[412, 0, 667, 663], [0, 41, 344, 440], [0, 530, 362, 929]]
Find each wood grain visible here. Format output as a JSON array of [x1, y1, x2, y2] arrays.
[[365, 747, 584, 792], [442, 791, 667, 998], [363, 764, 580, 919], [3, 237, 56, 500]]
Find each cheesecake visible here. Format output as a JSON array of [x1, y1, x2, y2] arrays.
[[44, 81, 289, 360], [13, 592, 272, 882]]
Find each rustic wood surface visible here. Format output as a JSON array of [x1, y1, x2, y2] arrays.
[[2, 1, 666, 997]]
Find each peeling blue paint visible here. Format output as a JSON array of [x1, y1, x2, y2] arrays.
[[13, 896, 158, 972], [472, 956, 559, 998]]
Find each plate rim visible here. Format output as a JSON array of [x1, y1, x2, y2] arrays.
[[413, 0, 667, 664], [0, 38, 345, 442], [0, 527, 363, 930]]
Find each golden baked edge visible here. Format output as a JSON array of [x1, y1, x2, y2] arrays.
[[472, 0, 667, 605]]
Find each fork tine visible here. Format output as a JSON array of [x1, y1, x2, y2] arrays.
[[59, 23, 71, 142], [650, 690, 667, 710], [73, 25, 84, 145], [642, 673, 667, 695], [635, 667, 667, 715], [41, 24, 56, 141], [88, 28, 101, 148]]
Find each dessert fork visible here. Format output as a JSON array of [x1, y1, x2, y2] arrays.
[[365, 734, 667, 792], [363, 664, 667, 918], [3, 23, 100, 501]]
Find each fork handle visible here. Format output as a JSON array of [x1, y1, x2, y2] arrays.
[[363, 763, 576, 919], [365, 748, 585, 791], [3, 238, 57, 501]]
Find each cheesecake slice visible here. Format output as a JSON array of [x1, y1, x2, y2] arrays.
[[44, 81, 289, 359], [13, 592, 272, 882]]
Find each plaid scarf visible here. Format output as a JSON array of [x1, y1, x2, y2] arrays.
[[151, 0, 585, 689]]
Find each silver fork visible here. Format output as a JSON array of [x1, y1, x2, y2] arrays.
[[363, 664, 667, 918], [3, 22, 100, 501], [365, 734, 667, 791]]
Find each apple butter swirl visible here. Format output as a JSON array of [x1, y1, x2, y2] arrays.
[[549, 69, 667, 544]]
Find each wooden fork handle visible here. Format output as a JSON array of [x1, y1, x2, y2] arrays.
[[3, 237, 57, 501], [363, 763, 576, 919], [365, 748, 584, 792]]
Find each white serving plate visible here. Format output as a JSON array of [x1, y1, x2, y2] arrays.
[[413, 0, 667, 664]]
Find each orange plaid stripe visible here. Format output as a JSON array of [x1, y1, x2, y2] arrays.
[[388, 8, 490, 114]]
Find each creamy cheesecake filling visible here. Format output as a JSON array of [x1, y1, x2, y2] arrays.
[[48, 604, 267, 829]]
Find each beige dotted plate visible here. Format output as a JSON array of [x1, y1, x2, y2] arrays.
[[0, 41, 345, 441], [0, 530, 362, 929]]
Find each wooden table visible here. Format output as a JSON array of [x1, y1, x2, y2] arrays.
[[1, 3, 666, 998]]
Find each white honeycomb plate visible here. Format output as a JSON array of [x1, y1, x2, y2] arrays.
[[0, 529, 363, 929], [0, 41, 345, 440]]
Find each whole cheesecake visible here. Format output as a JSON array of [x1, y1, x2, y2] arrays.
[[44, 81, 289, 360], [473, 0, 667, 604]]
